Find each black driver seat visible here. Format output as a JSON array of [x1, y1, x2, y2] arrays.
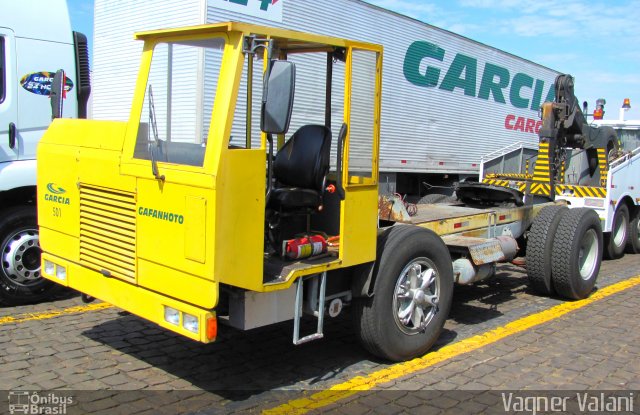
[[267, 124, 332, 211]]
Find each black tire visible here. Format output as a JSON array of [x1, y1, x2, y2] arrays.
[[352, 225, 453, 361], [604, 204, 629, 259], [551, 208, 602, 300], [526, 205, 568, 296], [0, 206, 56, 305], [418, 194, 447, 204], [626, 208, 640, 254]]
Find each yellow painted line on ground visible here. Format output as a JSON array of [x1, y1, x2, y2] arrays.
[[0, 302, 114, 326], [264, 275, 640, 415]]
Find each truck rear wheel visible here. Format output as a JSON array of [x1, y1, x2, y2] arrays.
[[626, 208, 640, 254], [551, 208, 602, 300], [0, 206, 56, 305], [353, 225, 453, 361], [604, 204, 629, 259], [526, 205, 568, 296]]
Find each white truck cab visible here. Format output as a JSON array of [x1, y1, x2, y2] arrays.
[[0, 0, 90, 304]]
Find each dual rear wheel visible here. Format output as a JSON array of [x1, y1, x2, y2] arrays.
[[527, 206, 602, 300]]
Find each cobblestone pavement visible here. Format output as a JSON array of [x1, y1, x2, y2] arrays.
[[1, 253, 639, 414]]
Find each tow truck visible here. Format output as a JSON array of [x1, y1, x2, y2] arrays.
[[37, 23, 606, 361], [481, 78, 640, 294]]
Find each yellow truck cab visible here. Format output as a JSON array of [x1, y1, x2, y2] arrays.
[[38, 22, 604, 362], [39, 22, 388, 350]]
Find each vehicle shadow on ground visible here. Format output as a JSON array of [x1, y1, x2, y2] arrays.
[[83, 311, 375, 401], [81, 270, 531, 402], [448, 265, 529, 325], [0, 287, 78, 309]]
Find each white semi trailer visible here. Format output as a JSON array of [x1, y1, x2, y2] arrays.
[[92, 0, 560, 197], [0, 0, 90, 304]]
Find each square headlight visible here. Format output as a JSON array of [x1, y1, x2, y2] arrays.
[[164, 306, 179, 326], [44, 260, 55, 276], [182, 313, 199, 334], [55, 265, 67, 281]]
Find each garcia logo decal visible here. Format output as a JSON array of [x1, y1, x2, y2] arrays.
[[213, 0, 283, 22], [20, 72, 74, 96], [46, 183, 66, 194], [138, 207, 184, 224], [44, 183, 70, 205], [403, 41, 555, 112]]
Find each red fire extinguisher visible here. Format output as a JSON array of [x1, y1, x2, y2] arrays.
[[283, 234, 328, 259]]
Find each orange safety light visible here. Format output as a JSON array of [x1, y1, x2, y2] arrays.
[[593, 108, 604, 120], [206, 316, 217, 341], [623, 98, 631, 109]]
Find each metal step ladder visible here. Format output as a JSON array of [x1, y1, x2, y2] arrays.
[[293, 271, 326, 345]]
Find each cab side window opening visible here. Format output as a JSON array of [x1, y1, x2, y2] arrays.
[[134, 37, 225, 167], [229, 52, 264, 149], [287, 51, 345, 173], [347, 49, 377, 182]]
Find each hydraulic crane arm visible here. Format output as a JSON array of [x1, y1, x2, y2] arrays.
[[539, 74, 589, 149], [536, 74, 618, 199]]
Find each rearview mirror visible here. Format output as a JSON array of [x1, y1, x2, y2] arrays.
[[261, 60, 295, 135], [50, 69, 65, 119]]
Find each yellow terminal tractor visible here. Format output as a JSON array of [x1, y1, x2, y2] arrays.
[[38, 23, 606, 361]]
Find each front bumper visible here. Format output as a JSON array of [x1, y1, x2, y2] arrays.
[[41, 252, 217, 343]]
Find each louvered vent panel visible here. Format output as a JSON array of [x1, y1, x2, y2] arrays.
[[79, 185, 136, 281]]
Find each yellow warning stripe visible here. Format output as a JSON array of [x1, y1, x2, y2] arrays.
[[597, 148, 609, 187], [556, 185, 607, 198], [486, 179, 607, 199], [264, 275, 640, 415], [484, 173, 531, 179], [0, 302, 114, 326], [532, 142, 551, 186]]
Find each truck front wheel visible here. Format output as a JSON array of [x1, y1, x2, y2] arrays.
[[0, 206, 56, 305], [353, 226, 453, 361]]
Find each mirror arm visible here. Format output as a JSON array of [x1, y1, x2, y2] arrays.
[[243, 35, 275, 105], [261, 40, 275, 104]]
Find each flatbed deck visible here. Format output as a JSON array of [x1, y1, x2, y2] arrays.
[[409, 203, 495, 224]]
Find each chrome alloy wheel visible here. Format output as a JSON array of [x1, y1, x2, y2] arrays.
[[393, 258, 439, 334], [1, 228, 42, 286]]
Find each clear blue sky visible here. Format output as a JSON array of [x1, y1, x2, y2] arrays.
[[67, 0, 640, 120]]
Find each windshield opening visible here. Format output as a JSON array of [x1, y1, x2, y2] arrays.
[[134, 37, 225, 167]]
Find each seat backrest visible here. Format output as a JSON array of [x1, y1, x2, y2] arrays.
[[273, 125, 332, 190]]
